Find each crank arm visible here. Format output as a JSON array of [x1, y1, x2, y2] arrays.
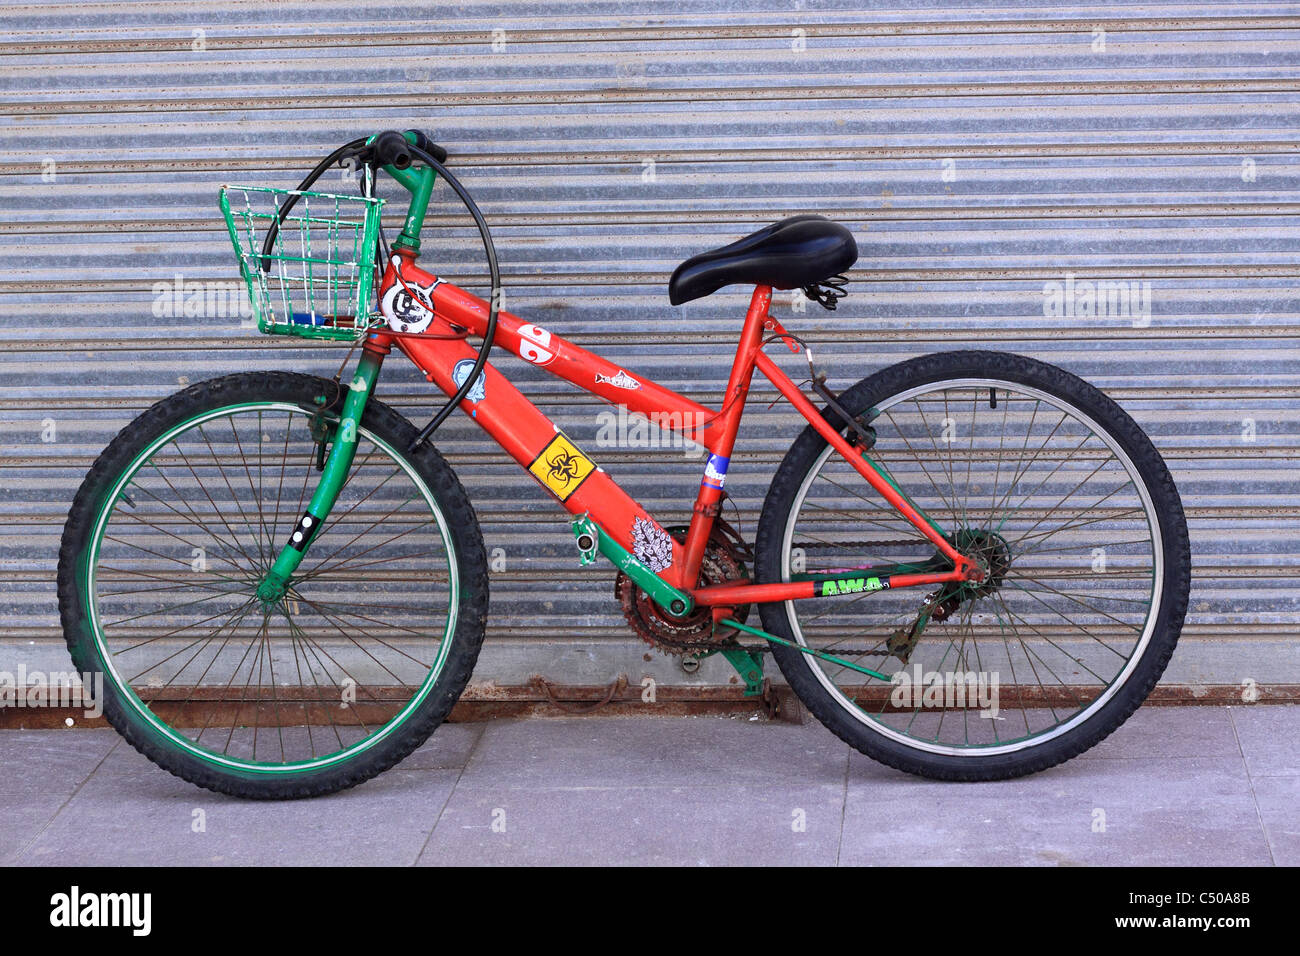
[[571, 513, 695, 618]]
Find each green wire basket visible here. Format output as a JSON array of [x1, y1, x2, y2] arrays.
[[219, 184, 385, 341]]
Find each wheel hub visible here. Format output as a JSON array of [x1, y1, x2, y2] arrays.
[[255, 574, 288, 606], [950, 528, 1012, 598]]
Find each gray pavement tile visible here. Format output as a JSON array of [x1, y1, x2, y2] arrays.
[[0, 729, 119, 794], [0, 798, 74, 864], [456, 715, 847, 790], [398, 721, 485, 770], [16, 743, 458, 866], [1076, 705, 1241, 759], [1228, 705, 1300, 777], [0, 730, 120, 864], [1248, 775, 1299, 866], [417, 783, 844, 866], [2, 710, 1287, 867], [840, 755, 1270, 866]]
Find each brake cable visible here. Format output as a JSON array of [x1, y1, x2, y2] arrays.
[[259, 137, 371, 272], [260, 134, 498, 452], [401, 142, 501, 452]]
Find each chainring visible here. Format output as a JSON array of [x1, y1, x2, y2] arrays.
[[616, 524, 751, 656]]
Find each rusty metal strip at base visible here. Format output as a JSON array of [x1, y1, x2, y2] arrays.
[[2, 684, 1297, 730]]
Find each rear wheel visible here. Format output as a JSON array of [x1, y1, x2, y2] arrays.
[[58, 372, 488, 798], [756, 351, 1190, 780]]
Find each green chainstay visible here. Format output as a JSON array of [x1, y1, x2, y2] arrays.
[[718, 618, 892, 681]]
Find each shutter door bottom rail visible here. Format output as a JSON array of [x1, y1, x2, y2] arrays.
[[0, 682, 1295, 730]]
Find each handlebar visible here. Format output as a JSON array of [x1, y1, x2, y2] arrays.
[[251, 130, 499, 453], [258, 130, 449, 271], [368, 129, 449, 170]]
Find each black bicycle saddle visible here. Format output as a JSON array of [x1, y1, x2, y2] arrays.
[[668, 215, 858, 305]]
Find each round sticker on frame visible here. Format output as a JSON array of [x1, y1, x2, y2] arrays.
[[518, 324, 557, 366]]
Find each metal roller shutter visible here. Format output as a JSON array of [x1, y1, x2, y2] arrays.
[[2, 1, 1297, 704]]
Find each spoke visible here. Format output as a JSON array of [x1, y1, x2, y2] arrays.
[[294, 513, 433, 583], [1011, 506, 1148, 562], [1001, 581, 1135, 667], [989, 409, 1071, 533], [115, 598, 259, 665], [981, 390, 1013, 535], [293, 486, 422, 578], [1008, 537, 1154, 558], [901, 622, 965, 737], [1009, 579, 1153, 605], [125, 470, 254, 572], [100, 533, 244, 581], [120, 598, 257, 685], [102, 585, 250, 629], [228, 413, 271, 568], [1009, 569, 1152, 581], [307, 458, 402, 538], [94, 578, 246, 601], [291, 592, 434, 676], [962, 390, 977, 532], [290, 547, 453, 580], [196, 423, 268, 575], [108, 508, 247, 575], [169, 600, 270, 724], [1008, 576, 1150, 625], [284, 606, 320, 760], [167, 437, 265, 571], [223, 605, 277, 757], [879, 405, 957, 517], [269, 410, 295, 553], [991, 591, 1098, 694], [258, 610, 286, 763], [990, 590, 1083, 719], [96, 563, 248, 596], [804, 478, 929, 540], [993, 429, 1093, 536], [1007, 456, 1129, 548], [984, 596, 1026, 738], [273, 606, 359, 750]]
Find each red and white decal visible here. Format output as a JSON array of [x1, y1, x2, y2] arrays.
[[518, 324, 557, 366]]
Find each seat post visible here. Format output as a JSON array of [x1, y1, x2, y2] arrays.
[[679, 285, 772, 585]]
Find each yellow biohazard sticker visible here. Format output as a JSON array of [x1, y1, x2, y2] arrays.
[[528, 432, 596, 502]]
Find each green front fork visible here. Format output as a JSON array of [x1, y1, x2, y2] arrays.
[[255, 349, 384, 603]]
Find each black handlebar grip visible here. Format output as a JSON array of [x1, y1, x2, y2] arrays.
[[405, 129, 449, 164], [371, 130, 413, 170]]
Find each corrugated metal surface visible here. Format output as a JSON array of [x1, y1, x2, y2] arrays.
[[2, 1, 1298, 688]]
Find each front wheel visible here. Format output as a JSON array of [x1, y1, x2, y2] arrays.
[[756, 350, 1190, 780], [58, 372, 489, 798]]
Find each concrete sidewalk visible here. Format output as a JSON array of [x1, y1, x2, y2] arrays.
[[2, 706, 1295, 866]]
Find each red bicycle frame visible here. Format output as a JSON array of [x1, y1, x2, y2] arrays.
[[373, 246, 979, 612]]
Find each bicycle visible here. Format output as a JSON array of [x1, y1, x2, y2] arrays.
[[58, 130, 1191, 798]]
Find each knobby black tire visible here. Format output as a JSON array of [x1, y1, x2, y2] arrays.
[[755, 351, 1191, 781], [58, 372, 489, 799]]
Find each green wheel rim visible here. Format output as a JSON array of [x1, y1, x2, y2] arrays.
[[82, 401, 459, 775]]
